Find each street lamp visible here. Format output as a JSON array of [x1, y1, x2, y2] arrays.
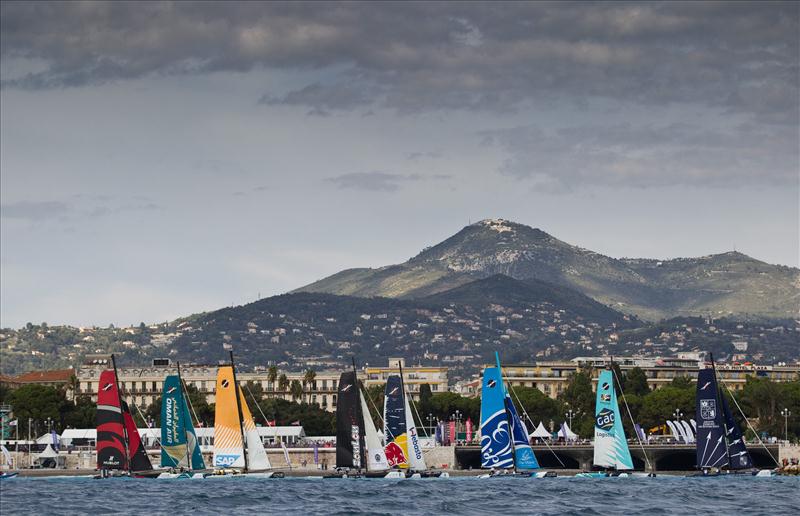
[[566, 409, 575, 428], [673, 409, 683, 421], [780, 408, 791, 442]]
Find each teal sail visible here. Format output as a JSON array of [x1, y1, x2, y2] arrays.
[[160, 375, 205, 470], [479, 367, 514, 469], [496, 353, 539, 470], [593, 370, 633, 470]]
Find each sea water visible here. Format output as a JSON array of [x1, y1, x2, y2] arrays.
[[0, 475, 797, 514]]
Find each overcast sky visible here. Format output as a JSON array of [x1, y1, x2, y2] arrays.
[[1, 1, 798, 328]]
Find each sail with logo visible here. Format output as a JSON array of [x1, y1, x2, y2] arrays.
[[211, 360, 272, 476], [96, 369, 129, 473], [331, 369, 388, 477], [694, 354, 755, 474], [95, 362, 155, 478], [383, 375, 409, 468], [160, 374, 205, 472], [479, 353, 540, 475], [695, 367, 728, 471], [592, 369, 634, 471], [479, 366, 514, 470]]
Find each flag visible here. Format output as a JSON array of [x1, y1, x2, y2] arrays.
[[449, 421, 456, 444], [267, 420, 276, 427], [290, 420, 300, 426], [313, 442, 319, 464], [465, 418, 473, 443], [8, 419, 17, 427], [434, 422, 442, 445]]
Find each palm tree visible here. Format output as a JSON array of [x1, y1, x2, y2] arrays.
[[303, 369, 316, 403], [278, 374, 289, 399], [267, 366, 278, 392], [289, 380, 303, 402]]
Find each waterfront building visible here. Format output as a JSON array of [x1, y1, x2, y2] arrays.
[[470, 356, 800, 399], [74, 357, 449, 412]]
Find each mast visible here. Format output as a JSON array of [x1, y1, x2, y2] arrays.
[[708, 353, 731, 468], [111, 354, 131, 475], [496, 351, 518, 472], [229, 350, 249, 472], [352, 358, 366, 472], [176, 361, 191, 469]]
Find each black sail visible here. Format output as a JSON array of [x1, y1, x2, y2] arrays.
[[695, 368, 727, 469], [335, 371, 364, 470], [721, 393, 752, 469]]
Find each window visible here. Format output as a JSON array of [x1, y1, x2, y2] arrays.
[[332, 394, 337, 406], [322, 395, 328, 407], [322, 380, 328, 390]]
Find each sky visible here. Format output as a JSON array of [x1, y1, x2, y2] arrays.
[[1, 1, 798, 328]]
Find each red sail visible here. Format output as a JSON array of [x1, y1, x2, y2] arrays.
[[96, 370, 128, 470], [121, 401, 153, 472]]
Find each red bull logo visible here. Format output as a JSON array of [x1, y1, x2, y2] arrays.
[[384, 441, 407, 467]]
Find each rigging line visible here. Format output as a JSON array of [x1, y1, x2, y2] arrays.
[[124, 392, 168, 457], [719, 378, 780, 467], [501, 369, 566, 468], [180, 376, 203, 430], [243, 382, 281, 448], [610, 365, 652, 471], [363, 386, 395, 442], [409, 394, 430, 439]]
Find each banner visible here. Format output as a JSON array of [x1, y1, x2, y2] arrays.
[[313, 442, 319, 464], [465, 418, 473, 443], [449, 421, 456, 445]]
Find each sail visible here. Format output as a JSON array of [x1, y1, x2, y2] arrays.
[[335, 371, 363, 469], [695, 368, 727, 469], [212, 366, 245, 469], [720, 392, 752, 470], [593, 370, 633, 470], [360, 389, 389, 471], [96, 370, 128, 470], [479, 367, 513, 469], [239, 385, 271, 471], [160, 375, 205, 470], [403, 392, 427, 471], [121, 400, 153, 471], [504, 395, 539, 469], [383, 375, 409, 468]]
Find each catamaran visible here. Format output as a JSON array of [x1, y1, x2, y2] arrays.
[[479, 353, 546, 478], [693, 354, 774, 477], [95, 356, 156, 478], [327, 367, 389, 478], [158, 368, 206, 479], [575, 369, 634, 477], [383, 370, 447, 478], [208, 352, 275, 478]]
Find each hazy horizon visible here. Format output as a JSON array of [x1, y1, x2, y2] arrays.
[[2, 1, 798, 328]]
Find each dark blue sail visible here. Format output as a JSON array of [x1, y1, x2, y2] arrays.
[[695, 368, 727, 469], [721, 392, 752, 470]]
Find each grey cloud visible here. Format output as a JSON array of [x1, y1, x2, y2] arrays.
[[1, 201, 70, 221], [326, 172, 422, 192], [406, 151, 442, 161], [486, 121, 799, 189], [1, 2, 796, 122]]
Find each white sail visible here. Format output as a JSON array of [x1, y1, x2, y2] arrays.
[[360, 390, 389, 471], [244, 425, 271, 471], [404, 395, 427, 471]]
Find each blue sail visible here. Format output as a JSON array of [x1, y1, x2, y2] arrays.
[[480, 367, 514, 469], [504, 395, 539, 469], [161, 375, 205, 470], [695, 368, 727, 469], [593, 370, 633, 470], [721, 391, 752, 470]]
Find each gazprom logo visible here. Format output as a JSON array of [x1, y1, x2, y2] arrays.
[[214, 454, 239, 467], [595, 408, 615, 431]]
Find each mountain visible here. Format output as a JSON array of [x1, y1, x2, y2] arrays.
[[421, 274, 625, 325], [297, 219, 799, 320]]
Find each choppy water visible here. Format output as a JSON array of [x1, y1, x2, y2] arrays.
[[1, 475, 797, 515]]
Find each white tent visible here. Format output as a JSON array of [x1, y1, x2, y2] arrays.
[[529, 422, 552, 439], [37, 444, 58, 459], [560, 422, 579, 441], [680, 420, 695, 444]]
